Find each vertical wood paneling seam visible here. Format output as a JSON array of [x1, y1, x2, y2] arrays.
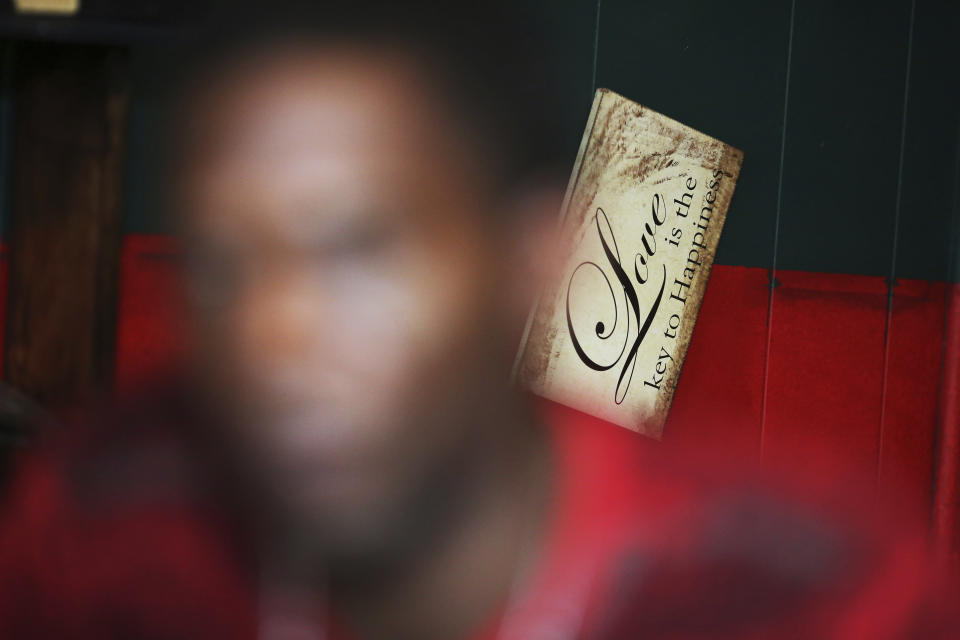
[[760, 0, 797, 459], [591, 0, 602, 94], [876, 0, 917, 497], [931, 119, 960, 572]]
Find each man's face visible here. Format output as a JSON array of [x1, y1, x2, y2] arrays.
[[177, 46, 534, 555]]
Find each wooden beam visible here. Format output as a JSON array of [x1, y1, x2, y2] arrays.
[[4, 42, 128, 405]]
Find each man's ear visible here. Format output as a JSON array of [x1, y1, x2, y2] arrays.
[[497, 181, 566, 328]]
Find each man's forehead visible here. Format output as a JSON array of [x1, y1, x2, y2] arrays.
[[176, 44, 492, 238], [183, 44, 451, 165]]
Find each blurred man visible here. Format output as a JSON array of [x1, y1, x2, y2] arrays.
[[174, 6, 565, 638], [0, 3, 954, 639]]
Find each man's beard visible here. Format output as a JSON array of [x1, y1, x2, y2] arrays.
[[258, 410, 490, 585]]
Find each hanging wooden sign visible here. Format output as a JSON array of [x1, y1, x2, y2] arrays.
[[513, 89, 743, 438]]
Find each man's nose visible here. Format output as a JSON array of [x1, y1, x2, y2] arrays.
[[232, 268, 336, 388]]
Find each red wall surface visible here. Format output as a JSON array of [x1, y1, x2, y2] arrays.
[[108, 236, 949, 508]]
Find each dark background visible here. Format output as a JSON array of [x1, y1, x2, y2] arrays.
[[2, 0, 958, 278]]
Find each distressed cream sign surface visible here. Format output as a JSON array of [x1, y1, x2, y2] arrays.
[[514, 89, 742, 438]]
